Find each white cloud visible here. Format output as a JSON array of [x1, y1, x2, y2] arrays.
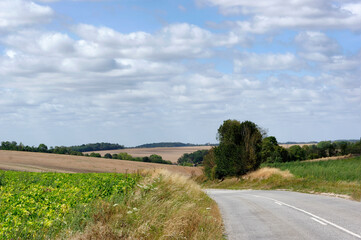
[[71, 23, 248, 60], [295, 32, 340, 54], [0, 1, 360, 145], [295, 31, 340, 62], [199, 0, 361, 33], [0, 0, 53, 32], [234, 52, 302, 73]]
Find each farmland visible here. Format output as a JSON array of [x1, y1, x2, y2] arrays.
[[202, 156, 361, 201], [0, 150, 202, 176], [0, 169, 223, 239], [87, 146, 212, 163], [264, 155, 361, 182], [0, 171, 139, 239]]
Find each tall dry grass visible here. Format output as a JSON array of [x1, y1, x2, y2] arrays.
[[66, 169, 224, 240], [242, 167, 293, 180]]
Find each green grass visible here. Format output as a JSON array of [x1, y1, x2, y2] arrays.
[[0, 171, 139, 239], [263, 156, 361, 182], [201, 156, 361, 201]]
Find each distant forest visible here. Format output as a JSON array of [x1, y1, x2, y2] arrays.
[[69, 142, 124, 152], [0, 141, 171, 165], [135, 142, 197, 148], [0, 142, 124, 154], [135, 142, 216, 148]]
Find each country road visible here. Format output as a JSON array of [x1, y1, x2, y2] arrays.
[[206, 190, 361, 240]]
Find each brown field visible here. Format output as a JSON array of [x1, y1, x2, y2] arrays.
[[280, 143, 315, 148], [86, 146, 213, 163], [0, 150, 203, 176]]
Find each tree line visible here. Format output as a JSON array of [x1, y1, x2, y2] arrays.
[[101, 152, 172, 165], [0, 141, 124, 154], [202, 119, 361, 179], [68, 142, 124, 152], [261, 137, 361, 163], [135, 142, 198, 148], [0, 141, 172, 165], [177, 150, 209, 166]]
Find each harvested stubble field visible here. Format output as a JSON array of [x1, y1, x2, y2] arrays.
[[0, 150, 202, 176], [87, 146, 213, 163], [279, 143, 315, 148]]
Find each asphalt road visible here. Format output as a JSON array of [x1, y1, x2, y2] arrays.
[[206, 190, 361, 240]]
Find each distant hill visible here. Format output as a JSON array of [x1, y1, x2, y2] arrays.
[[134, 142, 197, 148], [280, 139, 360, 145], [281, 141, 318, 144], [69, 142, 124, 152], [332, 139, 360, 143], [133, 142, 219, 148]]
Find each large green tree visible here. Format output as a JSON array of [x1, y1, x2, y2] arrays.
[[207, 120, 263, 179], [260, 136, 288, 163]]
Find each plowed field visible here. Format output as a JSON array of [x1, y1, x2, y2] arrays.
[[0, 150, 202, 176], [87, 146, 213, 163]]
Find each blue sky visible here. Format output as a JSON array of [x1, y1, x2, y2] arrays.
[[0, 0, 360, 147]]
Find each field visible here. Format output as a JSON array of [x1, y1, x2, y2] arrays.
[[88, 144, 313, 163], [0, 171, 139, 239], [279, 143, 315, 148], [0, 150, 202, 176], [264, 156, 361, 182], [87, 146, 212, 163], [0, 169, 223, 239], [202, 156, 361, 201]]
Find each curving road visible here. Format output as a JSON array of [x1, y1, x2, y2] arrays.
[[206, 190, 361, 240]]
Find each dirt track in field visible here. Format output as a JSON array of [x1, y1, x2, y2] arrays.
[[0, 150, 202, 176], [87, 146, 213, 163]]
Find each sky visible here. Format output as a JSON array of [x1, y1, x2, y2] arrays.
[[0, 0, 360, 147]]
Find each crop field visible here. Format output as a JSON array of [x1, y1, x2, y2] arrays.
[[0, 150, 202, 176], [264, 156, 361, 182], [204, 156, 361, 201], [0, 171, 139, 239], [88, 146, 212, 163]]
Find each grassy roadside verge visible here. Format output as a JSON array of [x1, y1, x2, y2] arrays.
[[66, 169, 224, 240], [198, 156, 361, 201]]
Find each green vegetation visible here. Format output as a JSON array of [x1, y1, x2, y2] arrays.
[[260, 136, 289, 163], [0, 171, 139, 239], [71, 170, 223, 240], [104, 152, 173, 165], [261, 139, 361, 163], [203, 120, 263, 179], [68, 142, 124, 152], [177, 150, 209, 166], [200, 156, 361, 201], [0, 141, 123, 155], [135, 142, 198, 148], [0, 170, 223, 239], [264, 156, 361, 182]]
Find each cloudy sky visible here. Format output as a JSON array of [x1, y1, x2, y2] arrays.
[[0, 0, 360, 147]]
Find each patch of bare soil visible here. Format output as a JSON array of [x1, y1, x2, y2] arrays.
[[0, 150, 202, 176], [86, 146, 213, 163]]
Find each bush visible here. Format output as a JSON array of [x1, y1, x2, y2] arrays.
[[177, 150, 209, 166]]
